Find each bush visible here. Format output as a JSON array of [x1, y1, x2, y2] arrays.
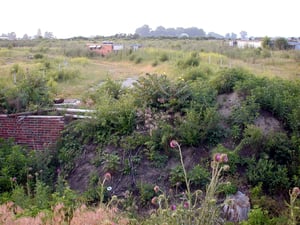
[[183, 67, 207, 81], [188, 165, 210, 188], [178, 107, 221, 146], [159, 53, 169, 62], [241, 206, 272, 225], [246, 158, 290, 194], [229, 96, 260, 130], [133, 73, 192, 111], [34, 53, 43, 59], [48, 68, 80, 82], [177, 54, 200, 69], [210, 67, 251, 94], [8, 73, 52, 112]]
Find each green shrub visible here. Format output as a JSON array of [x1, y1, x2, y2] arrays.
[[264, 132, 293, 165], [241, 206, 272, 225], [159, 53, 169, 62], [218, 182, 238, 196], [91, 78, 124, 101], [234, 124, 264, 155], [152, 60, 158, 67], [48, 68, 80, 82], [229, 96, 260, 130], [133, 73, 192, 111], [135, 57, 143, 64], [183, 67, 207, 81], [246, 158, 290, 194], [178, 107, 221, 146], [188, 165, 210, 188], [34, 53, 43, 59], [169, 165, 185, 187], [94, 93, 136, 143], [210, 67, 251, 94], [138, 182, 155, 206], [177, 54, 200, 69]]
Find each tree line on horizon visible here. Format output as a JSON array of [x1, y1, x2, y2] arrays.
[[134, 24, 232, 39]]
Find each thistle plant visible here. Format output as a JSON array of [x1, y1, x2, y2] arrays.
[[287, 186, 300, 225], [145, 140, 229, 225], [197, 152, 229, 224], [97, 172, 112, 205], [170, 140, 191, 208]]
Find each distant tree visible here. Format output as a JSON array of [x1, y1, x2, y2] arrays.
[[240, 31, 248, 40], [262, 36, 272, 49], [152, 26, 167, 36], [22, 34, 29, 40], [231, 33, 237, 39], [225, 33, 231, 39], [44, 31, 54, 39], [274, 37, 288, 50], [135, 25, 151, 37], [207, 32, 224, 39], [184, 27, 206, 37], [166, 27, 177, 36], [36, 28, 42, 39], [8, 32, 16, 40]]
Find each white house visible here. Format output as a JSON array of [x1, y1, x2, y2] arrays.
[[229, 40, 262, 49]]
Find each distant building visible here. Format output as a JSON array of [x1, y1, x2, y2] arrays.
[[229, 39, 262, 48], [0, 36, 9, 40], [130, 44, 142, 51], [87, 41, 124, 56], [287, 41, 300, 50]]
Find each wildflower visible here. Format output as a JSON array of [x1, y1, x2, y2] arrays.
[[27, 174, 33, 179], [170, 204, 177, 210], [10, 177, 17, 182], [221, 153, 229, 163], [107, 186, 112, 191], [183, 202, 189, 209], [170, 140, 179, 148], [214, 153, 222, 162], [292, 187, 300, 197], [154, 185, 160, 193], [104, 172, 112, 181], [151, 197, 158, 205]]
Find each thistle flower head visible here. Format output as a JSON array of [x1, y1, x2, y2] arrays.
[[170, 204, 177, 210], [154, 185, 160, 193], [151, 197, 158, 205], [214, 153, 222, 162], [170, 140, 179, 148], [221, 153, 229, 163], [104, 172, 112, 181], [292, 187, 300, 197], [183, 202, 189, 209]]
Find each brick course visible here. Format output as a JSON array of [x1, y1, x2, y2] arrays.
[[0, 115, 65, 150]]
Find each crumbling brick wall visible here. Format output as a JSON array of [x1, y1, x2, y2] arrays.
[[0, 115, 65, 150]]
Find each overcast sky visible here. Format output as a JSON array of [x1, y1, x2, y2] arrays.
[[1, 0, 299, 39]]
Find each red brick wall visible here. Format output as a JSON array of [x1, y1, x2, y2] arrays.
[[0, 115, 65, 150]]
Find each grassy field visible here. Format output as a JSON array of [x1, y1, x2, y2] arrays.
[[1, 38, 300, 100]]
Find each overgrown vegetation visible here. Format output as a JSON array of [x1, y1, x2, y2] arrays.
[[0, 38, 299, 224]]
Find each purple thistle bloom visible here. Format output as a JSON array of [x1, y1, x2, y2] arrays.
[[170, 204, 177, 210], [183, 202, 189, 209]]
